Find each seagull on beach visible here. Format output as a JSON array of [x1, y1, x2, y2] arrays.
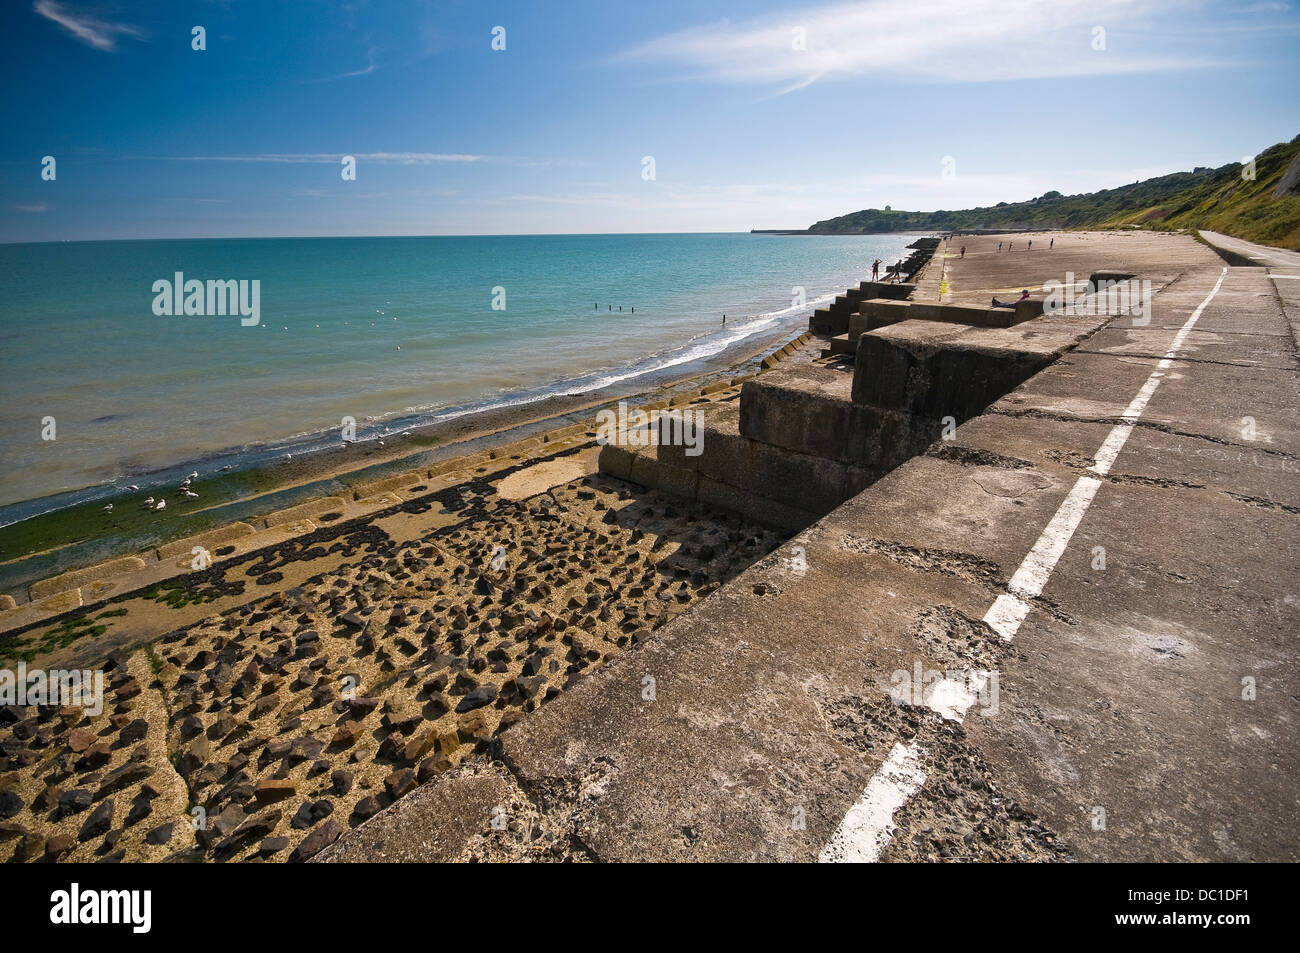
[[126, 484, 139, 491], [102, 504, 113, 512], [155, 499, 166, 510], [220, 465, 232, 471], [183, 490, 198, 498], [188, 471, 198, 480], [143, 497, 154, 507]]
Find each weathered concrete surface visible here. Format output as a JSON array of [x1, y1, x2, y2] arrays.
[[852, 313, 1111, 414], [329, 231, 1299, 862], [738, 360, 931, 469]]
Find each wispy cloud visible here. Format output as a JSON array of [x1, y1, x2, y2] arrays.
[[33, 0, 143, 52], [14, 203, 49, 212], [319, 43, 379, 81], [620, 0, 1225, 91]]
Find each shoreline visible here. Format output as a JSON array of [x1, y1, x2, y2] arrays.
[[0, 313, 813, 599]]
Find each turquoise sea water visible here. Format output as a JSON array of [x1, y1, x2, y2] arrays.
[[0, 232, 916, 516]]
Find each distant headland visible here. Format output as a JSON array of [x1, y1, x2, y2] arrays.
[[753, 133, 1300, 250]]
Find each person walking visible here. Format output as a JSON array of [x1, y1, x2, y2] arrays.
[[998, 241, 1003, 252], [960, 245, 966, 258], [1050, 237, 1054, 249], [1028, 240, 1033, 250]]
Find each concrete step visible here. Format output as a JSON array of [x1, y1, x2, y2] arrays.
[[851, 314, 1112, 415], [810, 307, 848, 336], [597, 401, 875, 529], [829, 333, 855, 356], [738, 362, 935, 470]]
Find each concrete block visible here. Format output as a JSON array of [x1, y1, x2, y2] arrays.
[[1014, 298, 1045, 323], [30, 556, 148, 601], [851, 317, 1107, 418], [938, 303, 998, 326], [597, 443, 635, 482], [738, 363, 932, 470], [157, 522, 256, 560], [697, 476, 817, 532]]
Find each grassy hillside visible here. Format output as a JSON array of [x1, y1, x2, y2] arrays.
[[808, 134, 1300, 250], [1100, 136, 1300, 250]]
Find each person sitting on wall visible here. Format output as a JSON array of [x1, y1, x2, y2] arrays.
[[991, 290, 1031, 308]]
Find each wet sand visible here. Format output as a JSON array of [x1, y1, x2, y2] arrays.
[[0, 329, 815, 863]]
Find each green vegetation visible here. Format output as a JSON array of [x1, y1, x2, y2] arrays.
[[808, 134, 1300, 250], [1, 613, 114, 664]]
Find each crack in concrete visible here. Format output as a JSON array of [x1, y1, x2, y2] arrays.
[[841, 536, 1076, 626], [924, 444, 1034, 470], [1073, 349, 1274, 369], [990, 407, 1299, 460], [1224, 491, 1300, 516], [1041, 449, 1208, 490]]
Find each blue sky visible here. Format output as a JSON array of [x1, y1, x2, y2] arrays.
[[2, 0, 1298, 241]]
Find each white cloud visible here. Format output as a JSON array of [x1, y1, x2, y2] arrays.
[[33, 0, 143, 51], [621, 0, 1219, 90]]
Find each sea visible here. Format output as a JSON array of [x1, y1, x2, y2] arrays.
[[0, 232, 917, 522]]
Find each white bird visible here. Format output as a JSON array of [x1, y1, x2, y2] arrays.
[[183, 490, 198, 498], [143, 497, 155, 506], [180, 478, 191, 488], [127, 484, 139, 491], [188, 472, 198, 480], [220, 465, 232, 471], [102, 504, 113, 512], [155, 499, 166, 510]]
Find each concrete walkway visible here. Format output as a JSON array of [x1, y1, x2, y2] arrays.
[[320, 231, 1299, 863]]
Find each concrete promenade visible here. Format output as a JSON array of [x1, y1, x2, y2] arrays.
[[321, 230, 1299, 862]]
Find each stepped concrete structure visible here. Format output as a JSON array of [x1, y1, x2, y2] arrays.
[[321, 229, 1300, 862]]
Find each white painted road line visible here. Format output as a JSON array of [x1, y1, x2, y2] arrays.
[[819, 267, 1229, 862], [818, 742, 927, 863]]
